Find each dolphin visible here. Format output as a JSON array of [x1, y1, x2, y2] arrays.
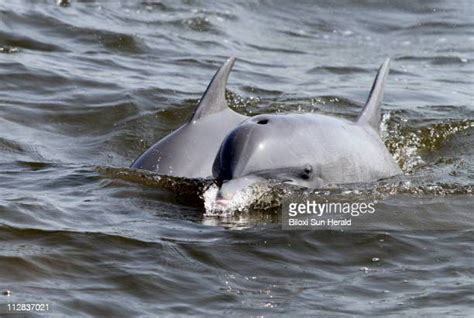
[[130, 57, 247, 178], [212, 59, 402, 203]]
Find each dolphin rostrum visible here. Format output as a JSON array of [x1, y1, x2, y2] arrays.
[[212, 59, 402, 203], [131, 57, 247, 178]]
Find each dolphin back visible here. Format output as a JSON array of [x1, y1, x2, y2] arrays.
[[130, 56, 247, 178], [357, 58, 391, 130]]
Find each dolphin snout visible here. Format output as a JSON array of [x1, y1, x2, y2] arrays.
[[214, 198, 231, 207], [214, 189, 234, 207], [216, 189, 234, 200], [214, 176, 263, 204]]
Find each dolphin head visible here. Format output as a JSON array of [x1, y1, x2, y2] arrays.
[[212, 114, 319, 203], [207, 59, 400, 210]]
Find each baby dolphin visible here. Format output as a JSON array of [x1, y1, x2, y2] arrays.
[[131, 57, 247, 178], [212, 59, 401, 202]]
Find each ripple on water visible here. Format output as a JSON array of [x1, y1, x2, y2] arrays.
[[0, 46, 20, 54], [0, 32, 63, 52]]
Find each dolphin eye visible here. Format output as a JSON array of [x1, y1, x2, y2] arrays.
[[257, 119, 269, 125]]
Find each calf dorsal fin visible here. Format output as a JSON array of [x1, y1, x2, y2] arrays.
[[190, 56, 236, 122], [357, 58, 391, 130]]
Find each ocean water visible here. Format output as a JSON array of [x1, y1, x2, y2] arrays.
[[0, 0, 473, 316]]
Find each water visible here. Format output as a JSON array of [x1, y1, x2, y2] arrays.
[[0, 0, 473, 316]]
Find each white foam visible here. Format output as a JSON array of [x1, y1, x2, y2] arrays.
[[202, 182, 274, 217]]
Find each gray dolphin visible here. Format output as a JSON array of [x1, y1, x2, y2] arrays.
[[131, 57, 247, 178], [212, 59, 401, 202]]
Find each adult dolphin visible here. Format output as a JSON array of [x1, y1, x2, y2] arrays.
[[131, 57, 247, 178], [212, 59, 402, 203]]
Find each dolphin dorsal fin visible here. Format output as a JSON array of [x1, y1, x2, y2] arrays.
[[357, 58, 391, 130], [190, 56, 236, 122]]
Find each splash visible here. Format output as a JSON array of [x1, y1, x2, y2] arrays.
[[226, 90, 261, 115], [380, 112, 425, 172], [381, 112, 473, 173], [97, 166, 209, 200], [202, 182, 277, 216], [203, 183, 256, 216]]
